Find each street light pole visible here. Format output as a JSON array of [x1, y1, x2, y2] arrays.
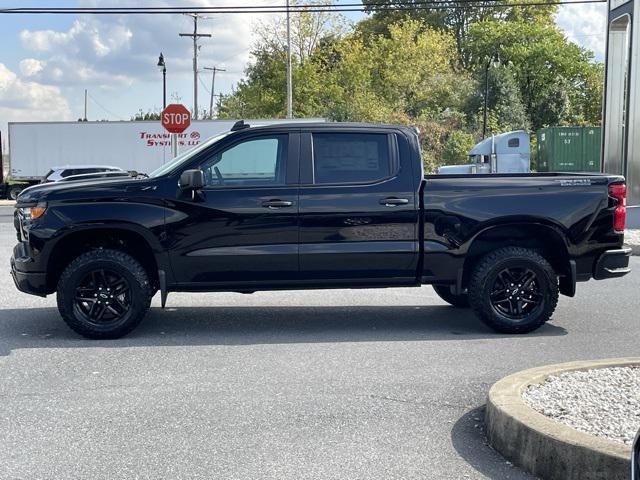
[[157, 53, 166, 109], [157, 53, 177, 159], [162, 67, 166, 109]]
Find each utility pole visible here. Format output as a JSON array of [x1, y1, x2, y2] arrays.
[[84, 89, 88, 121], [286, 0, 293, 119], [482, 61, 489, 140], [482, 53, 500, 140], [204, 66, 226, 118], [179, 14, 211, 120]]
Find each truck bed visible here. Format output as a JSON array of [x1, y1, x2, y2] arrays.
[[420, 171, 626, 287]]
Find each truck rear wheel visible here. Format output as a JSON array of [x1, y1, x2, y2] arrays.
[[433, 285, 469, 307], [468, 247, 558, 334], [8, 186, 23, 200], [56, 249, 153, 339]]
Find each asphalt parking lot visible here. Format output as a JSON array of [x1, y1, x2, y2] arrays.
[[1, 204, 638, 480]]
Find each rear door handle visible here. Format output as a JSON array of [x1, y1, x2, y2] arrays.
[[380, 197, 409, 207], [262, 199, 293, 209]]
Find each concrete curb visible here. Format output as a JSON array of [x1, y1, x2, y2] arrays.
[[485, 358, 638, 480]]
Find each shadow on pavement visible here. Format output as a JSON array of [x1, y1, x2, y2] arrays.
[[451, 406, 535, 479], [0, 305, 567, 356]]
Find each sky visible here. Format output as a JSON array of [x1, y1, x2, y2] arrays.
[[0, 0, 607, 146]]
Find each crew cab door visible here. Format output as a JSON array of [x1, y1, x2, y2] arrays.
[[298, 128, 420, 284], [166, 131, 300, 287]]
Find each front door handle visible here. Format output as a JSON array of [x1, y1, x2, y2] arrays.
[[262, 199, 293, 209], [380, 197, 409, 207]]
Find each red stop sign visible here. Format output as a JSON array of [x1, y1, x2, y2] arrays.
[[161, 104, 191, 133]]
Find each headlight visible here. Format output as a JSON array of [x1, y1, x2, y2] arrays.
[[20, 203, 47, 220]]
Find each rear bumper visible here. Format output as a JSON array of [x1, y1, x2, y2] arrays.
[[593, 247, 632, 280], [10, 243, 47, 297]]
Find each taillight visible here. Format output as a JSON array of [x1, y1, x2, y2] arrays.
[[609, 183, 626, 232]]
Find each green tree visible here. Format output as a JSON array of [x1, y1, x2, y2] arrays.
[[218, 1, 344, 119], [324, 20, 468, 121], [441, 130, 477, 165], [220, 19, 470, 123], [360, 0, 557, 63], [466, 64, 530, 136], [132, 110, 160, 121], [464, 19, 603, 130]]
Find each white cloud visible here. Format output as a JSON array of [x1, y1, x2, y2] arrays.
[[16, 0, 264, 91], [19, 58, 45, 77], [0, 63, 72, 126], [556, 2, 607, 60]]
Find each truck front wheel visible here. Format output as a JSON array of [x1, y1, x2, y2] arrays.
[[56, 249, 153, 339], [468, 247, 559, 334], [433, 285, 469, 308]]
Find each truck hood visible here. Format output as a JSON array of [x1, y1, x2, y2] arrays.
[[16, 177, 146, 205]]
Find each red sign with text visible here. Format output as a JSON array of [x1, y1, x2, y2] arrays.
[[161, 104, 191, 133]]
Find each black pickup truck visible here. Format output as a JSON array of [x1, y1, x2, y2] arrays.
[[11, 122, 631, 339]]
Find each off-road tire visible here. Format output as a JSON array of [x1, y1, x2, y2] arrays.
[[468, 247, 559, 334], [433, 285, 469, 308], [57, 249, 152, 339]]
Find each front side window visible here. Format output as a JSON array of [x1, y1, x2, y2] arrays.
[[312, 133, 391, 184], [200, 135, 287, 187]]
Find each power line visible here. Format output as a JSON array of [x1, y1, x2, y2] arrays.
[[87, 92, 125, 120], [0, 1, 606, 15], [0, 0, 582, 11]]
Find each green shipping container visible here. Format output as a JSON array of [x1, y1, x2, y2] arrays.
[[536, 126, 602, 172]]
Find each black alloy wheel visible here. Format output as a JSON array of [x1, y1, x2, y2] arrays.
[[489, 267, 543, 321], [74, 269, 132, 325]]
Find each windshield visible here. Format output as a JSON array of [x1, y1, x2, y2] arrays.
[[148, 131, 232, 178]]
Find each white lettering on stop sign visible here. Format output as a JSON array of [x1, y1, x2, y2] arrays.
[[164, 113, 187, 124]]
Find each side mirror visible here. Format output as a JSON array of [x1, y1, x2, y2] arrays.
[[179, 169, 205, 191]]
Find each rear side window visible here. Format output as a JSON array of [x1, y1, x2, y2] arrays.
[[312, 133, 391, 184]]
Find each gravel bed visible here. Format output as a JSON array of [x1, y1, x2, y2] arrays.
[[523, 366, 640, 445], [626, 229, 640, 246]]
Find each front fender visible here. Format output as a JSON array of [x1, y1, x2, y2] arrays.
[[27, 201, 171, 280]]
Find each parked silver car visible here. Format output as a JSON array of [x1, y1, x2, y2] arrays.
[[41, 165, 123, 183], [58, 171, 131, 182]]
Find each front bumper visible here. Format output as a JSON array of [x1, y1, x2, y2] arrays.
[[593, 247, 632, 280], [10, 243, 47, 297]]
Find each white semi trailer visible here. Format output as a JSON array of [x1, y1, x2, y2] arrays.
[[603, 0, 640, 227], [0, 118, 323, 199]]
